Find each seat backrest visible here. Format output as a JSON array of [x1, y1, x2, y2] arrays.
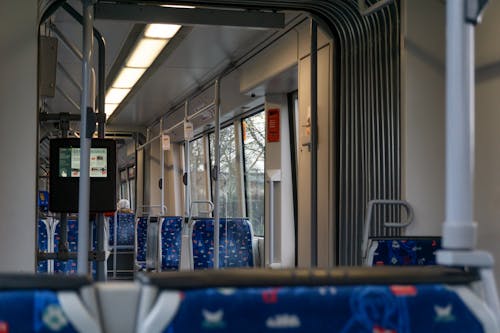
[[0, 274, 101, 332], [139, 283, 497, 333], [109, 213, 136, 247], [191, 218, 254, 270], [368, 237, 441, 266], [135, 217, 149, 267], [160, 216, 183, 271], [54, 219, 79, 274], [37, 219, 49, 273]]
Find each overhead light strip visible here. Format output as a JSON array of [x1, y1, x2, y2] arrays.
[[105, 20, 190, 118]]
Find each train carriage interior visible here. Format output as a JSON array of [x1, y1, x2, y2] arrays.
[[0, 0, 499, 331]]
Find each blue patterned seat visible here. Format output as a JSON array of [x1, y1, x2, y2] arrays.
[[151, 284, 492, 333], [160, 217, 183, 271], [53, 219, 79, 274], [37, 220, 49, 273], [109, 213, 135, 247], [368, 237, 441, 266], [191, 218, 254, 270], [136, 217, 148, 270]]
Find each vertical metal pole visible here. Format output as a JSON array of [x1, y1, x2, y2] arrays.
[[443, 0, 477, 250], [77, 0, 94, 275], [184, 101, 191, 217], [213, 80, 221, 269], [310, 20, 318, 267], [160, 118, 165, 215]]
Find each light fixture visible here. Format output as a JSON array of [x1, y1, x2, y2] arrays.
[[112, 67, 146, 89], [105, 103, 119, 117], [160, 4, 196, 9], [144, 24, 181, 39], [105, 17, 185, 119], [106, 88, 130, 104], [126, 38, 169, 68]]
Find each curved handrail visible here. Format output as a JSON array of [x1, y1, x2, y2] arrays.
[[361, 199, 414, 260]]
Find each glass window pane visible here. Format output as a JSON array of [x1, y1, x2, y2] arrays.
[[242, 112, 265, 236], [190, 138, 209, 215], [209, 125, 239, 217]]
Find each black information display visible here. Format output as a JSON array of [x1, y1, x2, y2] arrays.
[[49, 138, 116, 213]]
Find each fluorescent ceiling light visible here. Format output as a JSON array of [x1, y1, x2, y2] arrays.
[[106, 88, 130, 104], [144, 24, 181, 39], [126, 38, 168, 68], [112, 67, 146, 89], [105, 104, 119, 117], [160, 5, 195, 9]]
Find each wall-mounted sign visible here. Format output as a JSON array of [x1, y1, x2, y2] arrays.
[[267, 108, 280, 143], [162, 132, 171, 151]]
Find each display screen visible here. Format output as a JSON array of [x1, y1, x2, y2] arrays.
[[59, 148, 108, 178]]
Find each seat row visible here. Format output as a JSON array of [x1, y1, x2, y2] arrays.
[[1, 267, 497, 332], [136, 216, 255, 271], [37, 214, 255, 274]]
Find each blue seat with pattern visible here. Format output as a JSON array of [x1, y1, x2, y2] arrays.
[[136, 217, 148, 270], [109, 213, 135, 247], [154, 284, 492, 332], [53, 219, 79, 274], [160, 216, 183, 271], [191, 218, 254, 270], [368, 237, 441, 266], [37, 220, 50, 273]]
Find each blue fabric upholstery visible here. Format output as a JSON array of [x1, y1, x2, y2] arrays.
[[53, 220, 78, 274], [160, 217, 183, 271], [371, 238, 441, 266], [109, 213, 135, 247], [161, 284, 485, 333], [37, 220, 49, 273], [0, 290, 78, 332], [38, 191, 49, 213], [136, 217, 148, 265], [191, 218, 253, 270]]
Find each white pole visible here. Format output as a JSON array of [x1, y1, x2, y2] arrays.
[[213, 80, 221, 269], [443, 0, 477, 250], [77, 0, 94, 275]]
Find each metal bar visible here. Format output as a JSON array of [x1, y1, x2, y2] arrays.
[[62, 3, 106, 137], [55, 86, 80, 112], [187, 102, 215, 122], [57, 62, 82, 91], [268, 179, 275, 266], [95, 4, 285, 29], [442, 0, 477, 250], [184, 101, 191, 217], [213, 79, 221, 270], [77, 0, 94, 276], [160, 118, 165, 216], [310, 20, 318, 267], [163, 120, 185, 135], [136, 134, 161, 151], [49, 22, 83, 60], [113, 212, 118, 279]]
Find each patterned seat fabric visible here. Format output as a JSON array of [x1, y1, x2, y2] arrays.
[[53, 219, 79, 274], [160, 217, 183, 271], [37, 220, 49, 273], [160, 284, 486, 333], [371, 238, 441, 266], [136, 217, 149, 267], [192, 218, 253, 270], [109, 213, 135, 247], [0, 290, 79, 332]]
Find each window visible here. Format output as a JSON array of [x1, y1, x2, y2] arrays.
[[189, 137, 209, 215], [242, 111, 265, 236], [209, 125, 240, 217]]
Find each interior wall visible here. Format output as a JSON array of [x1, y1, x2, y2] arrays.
[[402, 0, 445, 236], [297, 26, 334, 268], [0, 0, 38, 271]]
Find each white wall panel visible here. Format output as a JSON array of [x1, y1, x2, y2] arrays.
[[0, 0, 38, 271]]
